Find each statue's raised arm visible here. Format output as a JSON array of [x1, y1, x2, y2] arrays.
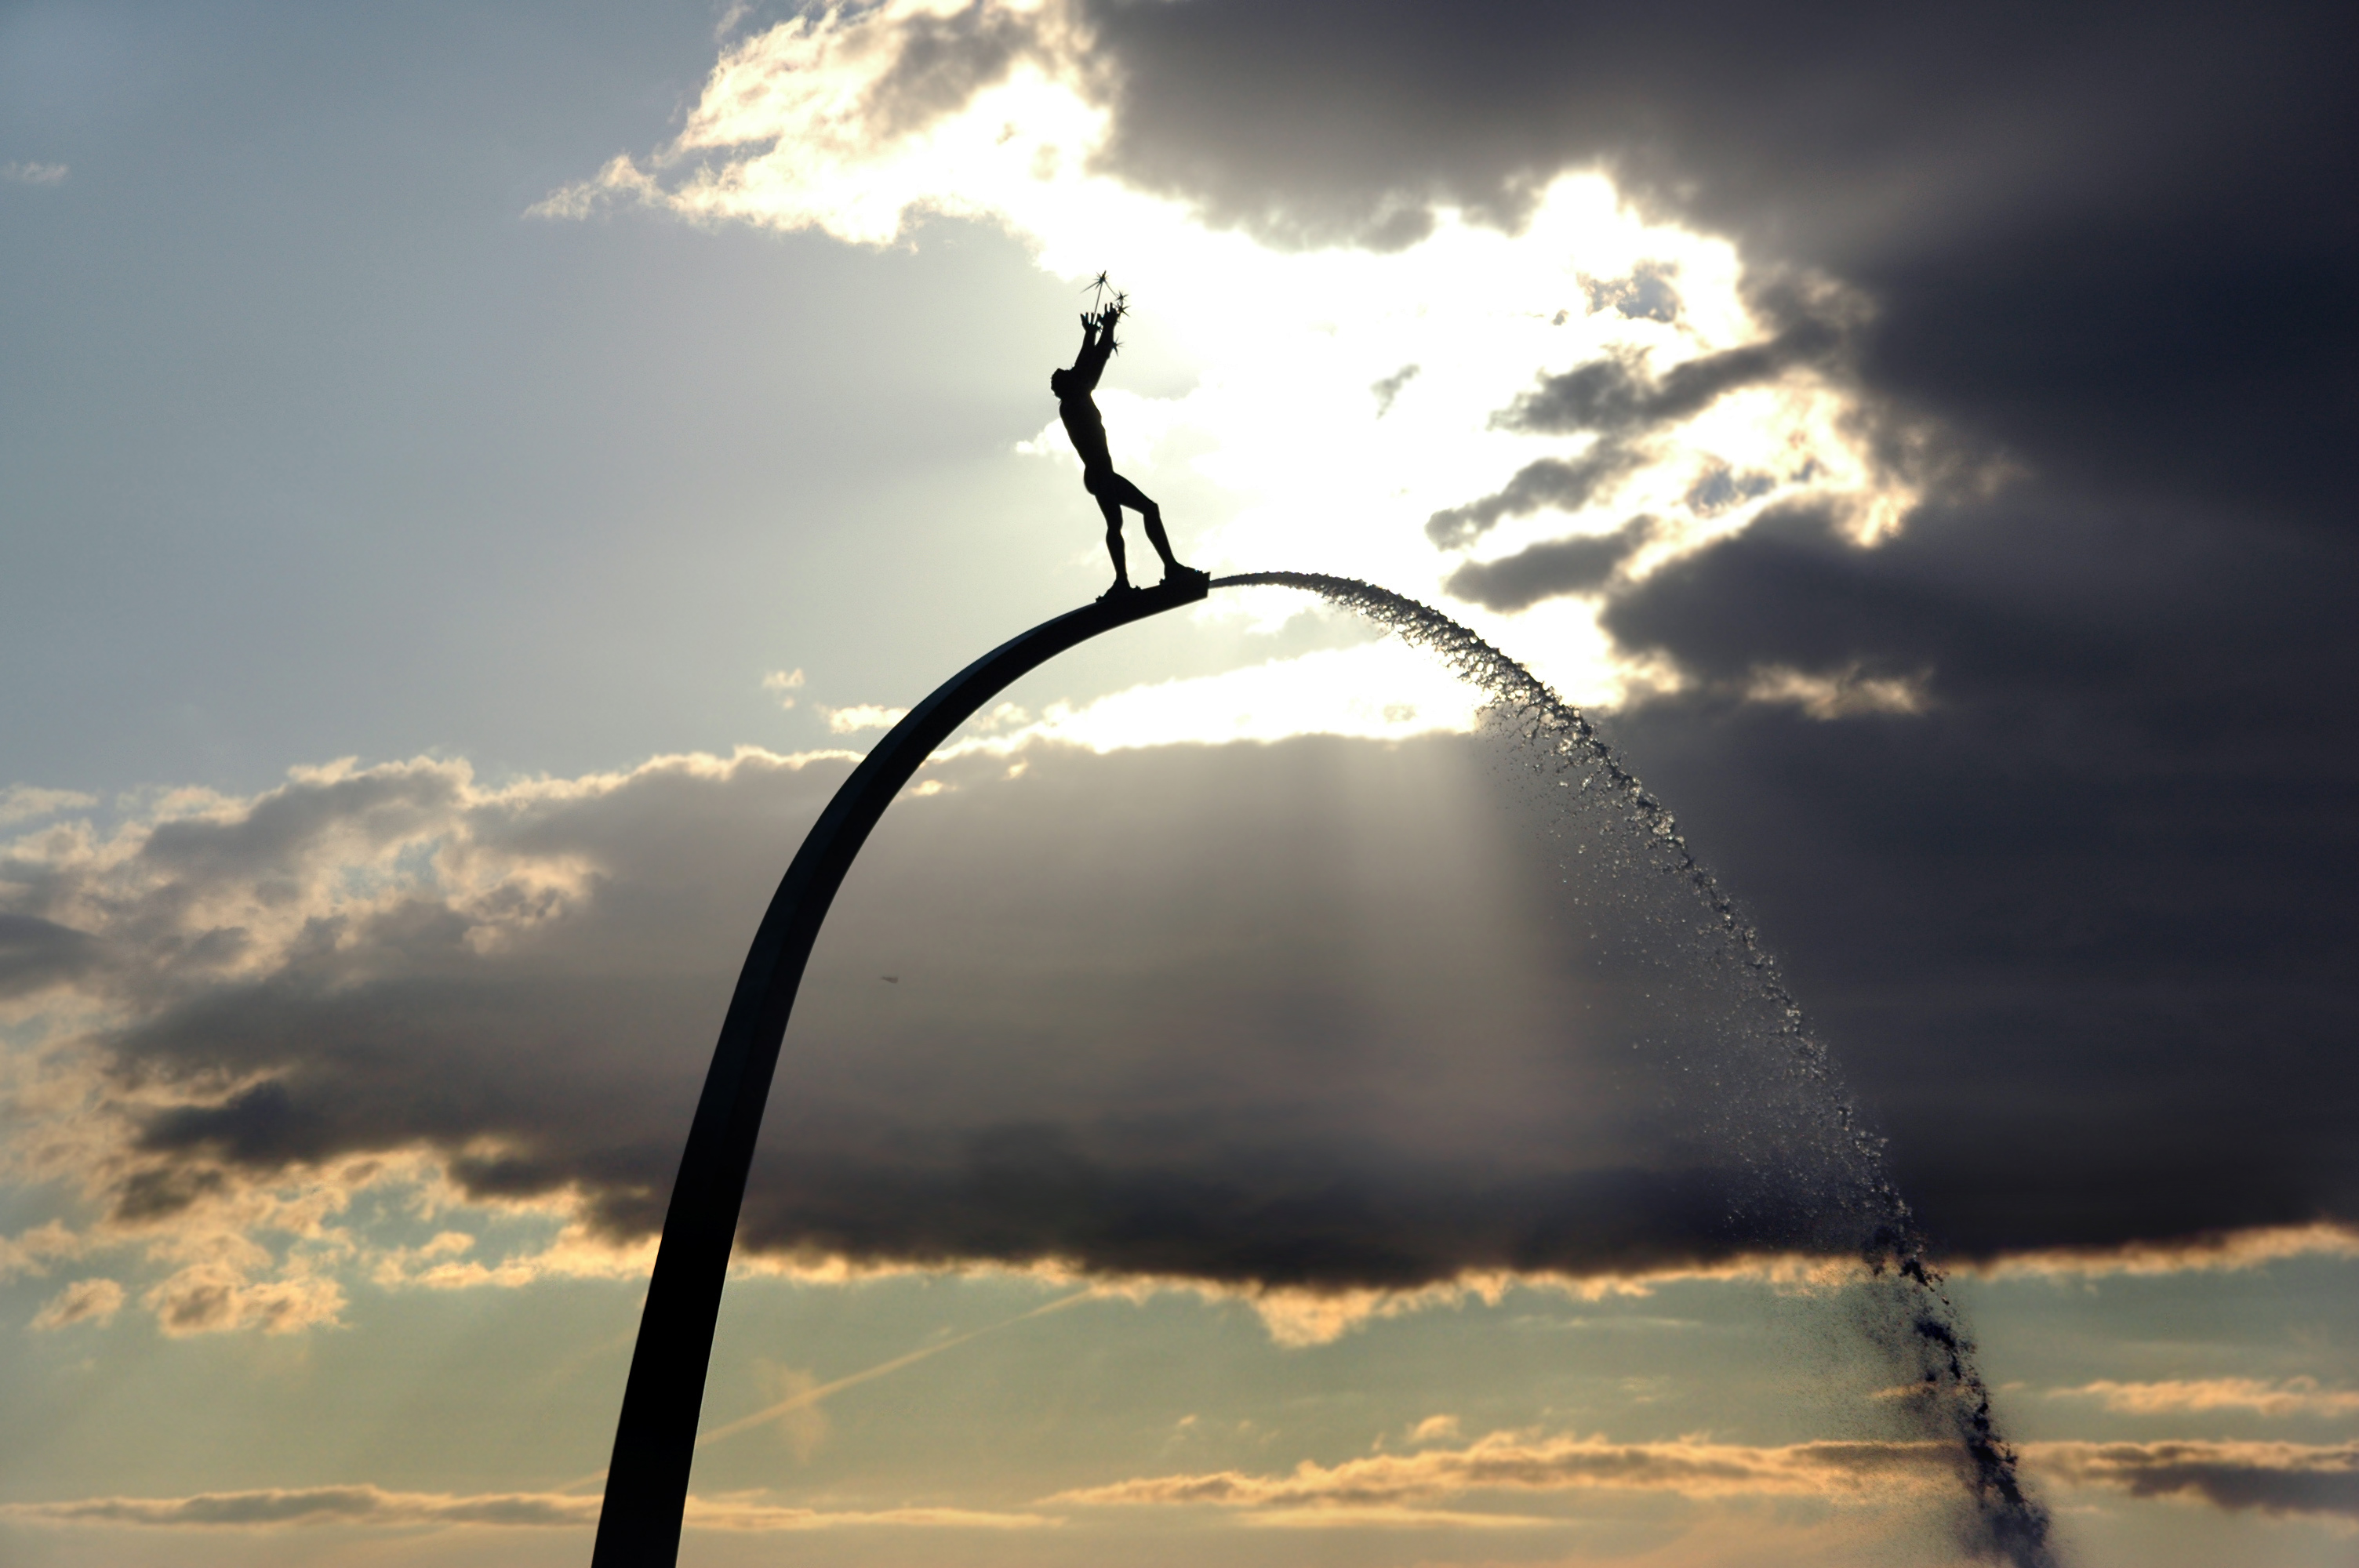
[[1065, 307, 1118, 394]]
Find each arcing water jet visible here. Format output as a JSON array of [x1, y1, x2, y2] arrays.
[[1224, 572, 2056, 1566]]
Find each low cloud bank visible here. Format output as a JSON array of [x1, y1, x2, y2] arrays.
[[2030, 1440, 2359, 1522], [1052, 1429, 2359, 1526], [0, 1485, 1052, 1532], [1051, 1430, 1951, 1512], [14, 1435, 2343, 1536], [2047, 1378, 2359, 1419], [5, 736, 1845, 1330], [7, 720, 2351, 1336]]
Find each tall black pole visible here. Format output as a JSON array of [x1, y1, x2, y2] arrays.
[[590, 577, 1211, 1566]]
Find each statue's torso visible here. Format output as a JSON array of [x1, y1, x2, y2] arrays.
[[1060, 396, 1111, 471]]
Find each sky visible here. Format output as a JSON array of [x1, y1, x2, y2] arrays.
[[2, 2, 2354, 1565]]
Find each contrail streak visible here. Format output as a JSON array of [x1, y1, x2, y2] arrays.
[[696, 1288, 1096, 1446], [559, 1287, 1096, 1492]]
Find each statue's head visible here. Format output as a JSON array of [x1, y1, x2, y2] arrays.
[[1049, 368, 1072, 398]]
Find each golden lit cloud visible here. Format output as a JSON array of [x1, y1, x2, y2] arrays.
[[1965, 1223, 2359, 1281], [141, 1261, 345, 1338], [1241, 1505, 1564, 1530], [0, 1218, 82, 1281], [823, 702, 914, 733], [1047, 1428, 1952, 1512], [1741, 663, 1930, 720], [28, 1275, 124, 1330], [1051, 1427, 2359, 1527], [2046, 1378, 2359, 1419], [761, 667, 807, 709], [0, 784, 96, 826], [536, 0, 1938, 728], [0, 1486, 1057, 1532]]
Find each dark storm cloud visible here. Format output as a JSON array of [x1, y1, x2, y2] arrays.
[[736, 1133, 1744, 1290], [1077, 2, 2350, 267], [1444, 514, 1651, 613], [1590, 499, 2359, 1256], [25, 739, 1837, 1290], [1423, 275, 1866, 553], [1420, 318, 1837, 553], [1423, 446, 1644, 549], [1070, 0, 2357, 1258], [1492, 324, 1837, 440], [1080, 0, 2353, 517]]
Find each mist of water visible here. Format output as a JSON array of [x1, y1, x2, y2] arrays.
[[1223, 570, 2057, 1567]]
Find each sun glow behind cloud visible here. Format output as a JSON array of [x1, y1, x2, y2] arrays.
[[540, 0, 1920, 728]]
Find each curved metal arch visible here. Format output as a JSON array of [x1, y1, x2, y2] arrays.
[[591, 576, 1220, 1566]]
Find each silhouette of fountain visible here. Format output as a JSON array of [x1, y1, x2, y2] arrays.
[[591, 570, 2055, 1567], [591, 575, 1212, 1567]]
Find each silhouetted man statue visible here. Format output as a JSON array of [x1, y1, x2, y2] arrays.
[[1052, 304, 1206, 597]]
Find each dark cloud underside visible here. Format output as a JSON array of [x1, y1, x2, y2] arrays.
[[84, 738, 1847, 1287], [21, 697, 2348, 1279], [1084, 0, 2354, 528], [1444, 516, 1649, 612], [1594, 501, 2359, 1254], [1079, 0, 2357, 1258], [1492, 328, 1834, 439], [1424, 448, 1641, 550], [1081, 1, 2352, 269], [2044, 1442, 2359, 1522]]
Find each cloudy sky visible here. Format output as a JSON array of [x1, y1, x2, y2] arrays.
[[2, 2, 2353, 1565]]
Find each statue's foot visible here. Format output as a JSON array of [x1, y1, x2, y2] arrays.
[[1162, 564, 1210, 588], [1098, 580, 1136, 601]]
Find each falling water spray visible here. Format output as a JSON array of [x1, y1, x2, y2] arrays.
[[1221, 571, 2058, 1566]]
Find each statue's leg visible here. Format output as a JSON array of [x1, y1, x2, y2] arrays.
[[1102, 471, 1185, 571], [1096, 492, 1130, 587], [1141, 499, 1180, 571]]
